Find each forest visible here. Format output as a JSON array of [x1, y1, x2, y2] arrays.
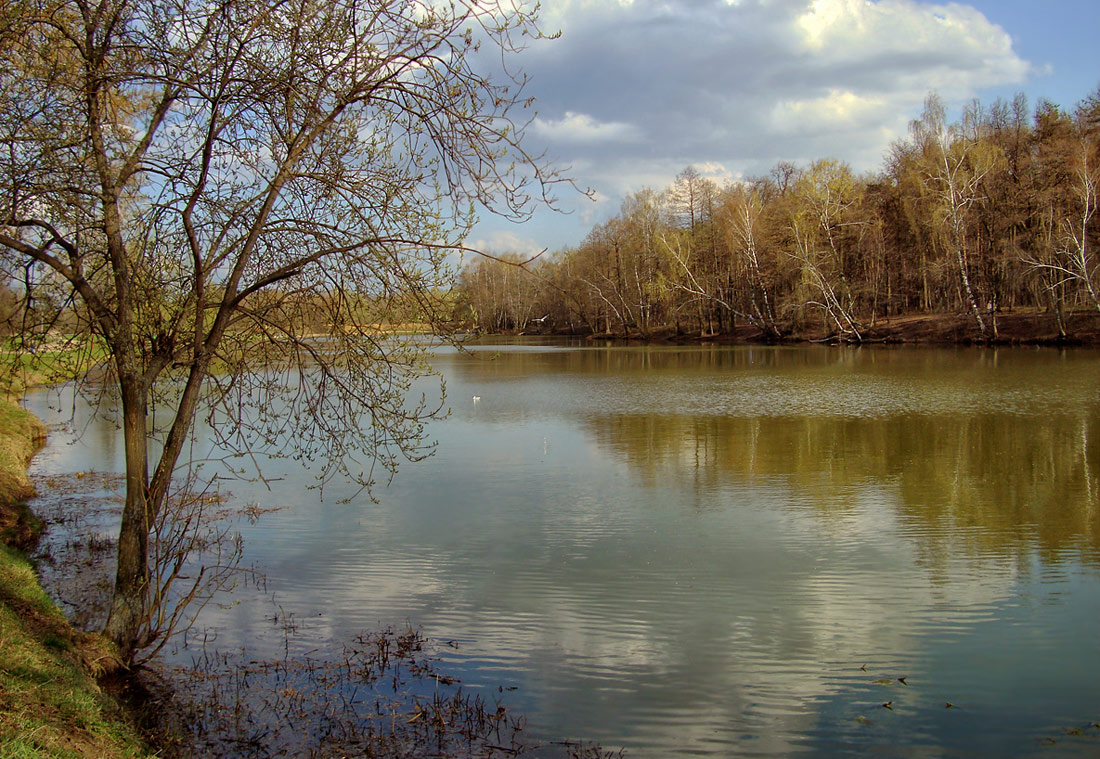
[[455, 91, 1100, 343]]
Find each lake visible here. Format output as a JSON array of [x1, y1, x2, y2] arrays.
[[25, 341, 1100, 757]]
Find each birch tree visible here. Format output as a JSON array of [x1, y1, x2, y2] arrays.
[[786, 159, 863, 341], [910, 94, 1005, 338]]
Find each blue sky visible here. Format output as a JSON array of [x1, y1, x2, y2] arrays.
[[466, 0, 1100, 259], [965, 0, 1100, 109]]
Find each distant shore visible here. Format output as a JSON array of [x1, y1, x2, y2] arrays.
[[513, 310, 1100, 347]]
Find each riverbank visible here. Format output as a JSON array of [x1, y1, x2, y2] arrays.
[[537, 310, 1100, 345], [0, 399, 156, 758], [2, 395, 572, 759], [817, 310, 1100, 345]]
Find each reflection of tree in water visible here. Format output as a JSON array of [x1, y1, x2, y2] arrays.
[[455, 344, 850, 381], [582, 411, 1100, 564], [454, 342, 1088, 381], [450, 343, 1100, 564]]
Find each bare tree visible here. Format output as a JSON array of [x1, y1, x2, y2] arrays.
[[719, 184, 783, 340], [0, 0, 568, 662], [1026, 134, 1100, 313], [785, 159, 863, 342], [910, 94, 1004, 338]]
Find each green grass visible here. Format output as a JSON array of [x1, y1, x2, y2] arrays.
[[0, 337, 111, 397], [0, 545, 152, 758], [0, 401, 156, 759], [0, 402, 45, 547]]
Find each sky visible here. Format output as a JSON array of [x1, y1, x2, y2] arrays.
[[466, 0, 1100, 258]]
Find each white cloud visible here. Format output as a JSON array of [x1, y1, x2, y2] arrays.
[[467, 228, 546, 257], [532, 111, 641, 144], [483, 0, 1033, 249], [694, 161, 737, 185], [793, 0, 1029, 90], [771, 89, 888, 131]]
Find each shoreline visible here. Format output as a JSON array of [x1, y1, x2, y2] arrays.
[[511, 310, 1100, 347], [0, 396, 582, 759], [0, 398, 156, 758]]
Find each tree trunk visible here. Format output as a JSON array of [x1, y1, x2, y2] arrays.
[[956, 246, 987, 338], [103, 375, 151, 660]]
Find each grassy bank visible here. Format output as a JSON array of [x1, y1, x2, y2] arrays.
[[0, 399, 155, 759]]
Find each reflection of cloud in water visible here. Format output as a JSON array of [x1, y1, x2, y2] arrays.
[[23, 345, 1100, 757], [202, 478, 1024, 753], [377, 483, 1025, 755]]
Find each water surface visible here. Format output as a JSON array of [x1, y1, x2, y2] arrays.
[[26, 342, 1100, 757]]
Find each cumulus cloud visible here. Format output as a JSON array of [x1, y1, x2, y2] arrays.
[[466, 228, 547, 257], [793, 0, 1028, 94], [474, 0, 1032, 249], [532, 111, 642, 143], [769, 89, 897, 139]]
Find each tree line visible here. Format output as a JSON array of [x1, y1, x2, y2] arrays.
[[456, 90, 1100, 342]]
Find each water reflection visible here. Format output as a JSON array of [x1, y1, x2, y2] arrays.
[[25, 343, 1100, 758], [453, 345, 1100, 559], [583, 413, 1100, 562]]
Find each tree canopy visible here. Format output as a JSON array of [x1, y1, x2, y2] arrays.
[[458, 90, 1100, 343], [0, 0, 566, 661]]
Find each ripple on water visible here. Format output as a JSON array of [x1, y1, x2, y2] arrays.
[[20, 344, 1100, 758]]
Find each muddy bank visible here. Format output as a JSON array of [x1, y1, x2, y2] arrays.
[[531, 310, 1100, 346], [0, 401, 47, 548]]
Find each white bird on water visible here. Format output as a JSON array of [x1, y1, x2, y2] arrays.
[[472, 395, 481, 402]]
